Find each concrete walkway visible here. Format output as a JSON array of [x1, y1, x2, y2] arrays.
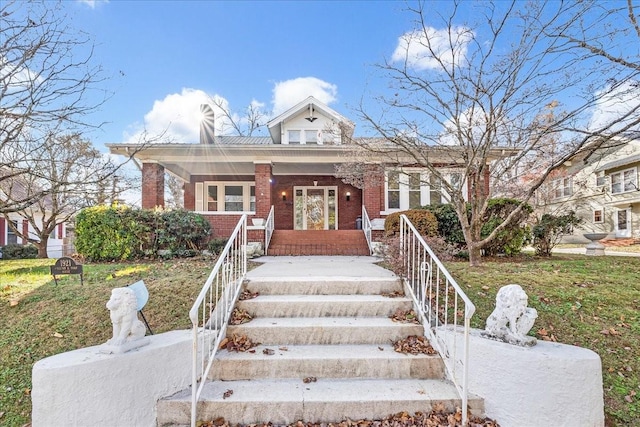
[[550, 247, 640, 257], [247, 255, 397, 277]]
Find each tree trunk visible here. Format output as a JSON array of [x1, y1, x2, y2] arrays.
[[37, 237, 48, 258], [468, 244, 482, 267]]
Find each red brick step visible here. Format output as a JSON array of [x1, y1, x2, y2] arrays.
[[267, 230, 370, 256]]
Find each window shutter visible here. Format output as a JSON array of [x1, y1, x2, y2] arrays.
[[195, 183, 204, 211]]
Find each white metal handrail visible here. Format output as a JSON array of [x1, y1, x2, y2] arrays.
[[399, 214, 475, 426], [189, 215, 247, 427], [361, 205, 373, 255], [264, 205, 274, 255]]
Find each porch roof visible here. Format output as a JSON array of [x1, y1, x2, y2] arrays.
[[596, 153, 640, 172], [106, 142, 519, 182]]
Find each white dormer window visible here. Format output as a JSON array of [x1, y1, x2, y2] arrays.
[[305, 130, 318, 145], [288, 130, 301, 144], [286, 129, 322, 145]]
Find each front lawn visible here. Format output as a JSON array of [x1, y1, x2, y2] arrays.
[[446, 255, 640, 426], [1, 254, 638, 426], [0, 257, 214, 426]]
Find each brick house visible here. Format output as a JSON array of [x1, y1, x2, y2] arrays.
[[108, 97, 509, 253]]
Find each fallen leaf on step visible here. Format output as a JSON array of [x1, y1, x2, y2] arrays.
[[263, 348, 275, 355], [222, 389, 233, 399], [303, 376, 317, 383], [278, 346, 288, 351], [378, 346, 384, 351]]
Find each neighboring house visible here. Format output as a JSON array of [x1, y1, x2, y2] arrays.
[[107, 97, 512, 247], [0, 173, 70, 259], [539, 136, 640, 243]]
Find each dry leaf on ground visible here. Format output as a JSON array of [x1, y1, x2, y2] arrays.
[[393, 335, 437, 355]]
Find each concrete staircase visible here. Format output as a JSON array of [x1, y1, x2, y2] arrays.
[[157, 263, 483, 426], [267, 230, 370, 256]]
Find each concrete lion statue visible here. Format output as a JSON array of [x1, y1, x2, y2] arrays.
[[106, 287, 147, 346], [483, 284, 538, 346]]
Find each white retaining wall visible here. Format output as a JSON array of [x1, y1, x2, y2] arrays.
[[442, 328, 604, 427], [32, 330, 193, 427]]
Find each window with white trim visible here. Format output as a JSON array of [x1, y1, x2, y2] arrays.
[[552, 177, 572, 199], [285, 129, 322, 145], [595, 171, 607, 188], [288, 130, 300, 144], [593, 208, 604, 223], [610, 167, 637, 194], [387, 170, 400, 209], [198, 182, 255, 212], [7, 220, 18, 244], [384, 170, 463, 211], [305, 130, 318, 145]]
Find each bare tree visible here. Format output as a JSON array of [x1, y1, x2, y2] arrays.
[[2, 133, 128, 258], [353, 0, 640, 266], [0, 0, 108, 213], [165, 174, 184, 209]]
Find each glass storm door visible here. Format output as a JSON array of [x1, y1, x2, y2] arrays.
[[615, 208, 631, 238], [294, 186, 337, 230]]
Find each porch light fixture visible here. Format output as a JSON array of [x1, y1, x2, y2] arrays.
[[281, 191, 286, 201], [346, 192, 351, 201]]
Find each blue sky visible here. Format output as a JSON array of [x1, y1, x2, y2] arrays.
[[52, 0, 639, 153], [67, 0, 417, 149]]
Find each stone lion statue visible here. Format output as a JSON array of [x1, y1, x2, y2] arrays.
[[106, 287, 146, 346], [483, 284, 537, 346]]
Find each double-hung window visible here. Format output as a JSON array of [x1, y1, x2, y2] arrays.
[[610, 168, 637, 194], [198, 182, 256, 212], [553, 177, 572, 199], [385, 170, 462, 211]]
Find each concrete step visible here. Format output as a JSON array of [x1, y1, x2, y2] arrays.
[[157, 378, 484, 426], [209, 344, 445, 380], [226, 317, 424, 345], [237, 294, 413, 318], [245, 277, 403, 296]]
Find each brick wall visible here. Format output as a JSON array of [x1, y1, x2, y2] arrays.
[[273, 176, 361, 230], [184, 182, 195, 210], [363, 166, 384, 219], [141, 163, 165, 208], [254, 163, 272, 219]]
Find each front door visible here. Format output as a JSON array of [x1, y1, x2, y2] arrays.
[[615, 208, 632, 238], [294, 186, 337, 230]]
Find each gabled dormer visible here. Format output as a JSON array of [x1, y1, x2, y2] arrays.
[[267, 96, 354, 145]]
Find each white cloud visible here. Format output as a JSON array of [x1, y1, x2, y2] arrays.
[[272, 77, 338, 114], [77, 0, 109, 9], [392, 26, 473, 71], [121, 88, 240, 144], [588, 80, 640, 134]]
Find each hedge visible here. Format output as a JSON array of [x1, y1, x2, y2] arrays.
[[75, 206, 211, 261]]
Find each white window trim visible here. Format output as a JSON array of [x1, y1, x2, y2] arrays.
[[610, 167, 638, 194], [382, 169, 464, 214], [195, 181, 256, 214], [593, 208, 604, 224], [552, 176, 573, 199], [284, 129, 324, 145]]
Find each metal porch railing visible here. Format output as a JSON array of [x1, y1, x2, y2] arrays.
[[189, 215, 247, 427], [399, 214, 475, 426], [361, 205, 373, 255], [264, 205, 274, 255]]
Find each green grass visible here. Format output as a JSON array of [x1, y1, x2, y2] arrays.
[[1, 255, 639, 426], [445, 254, 640, 427], [0, 257, 215, 427]]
